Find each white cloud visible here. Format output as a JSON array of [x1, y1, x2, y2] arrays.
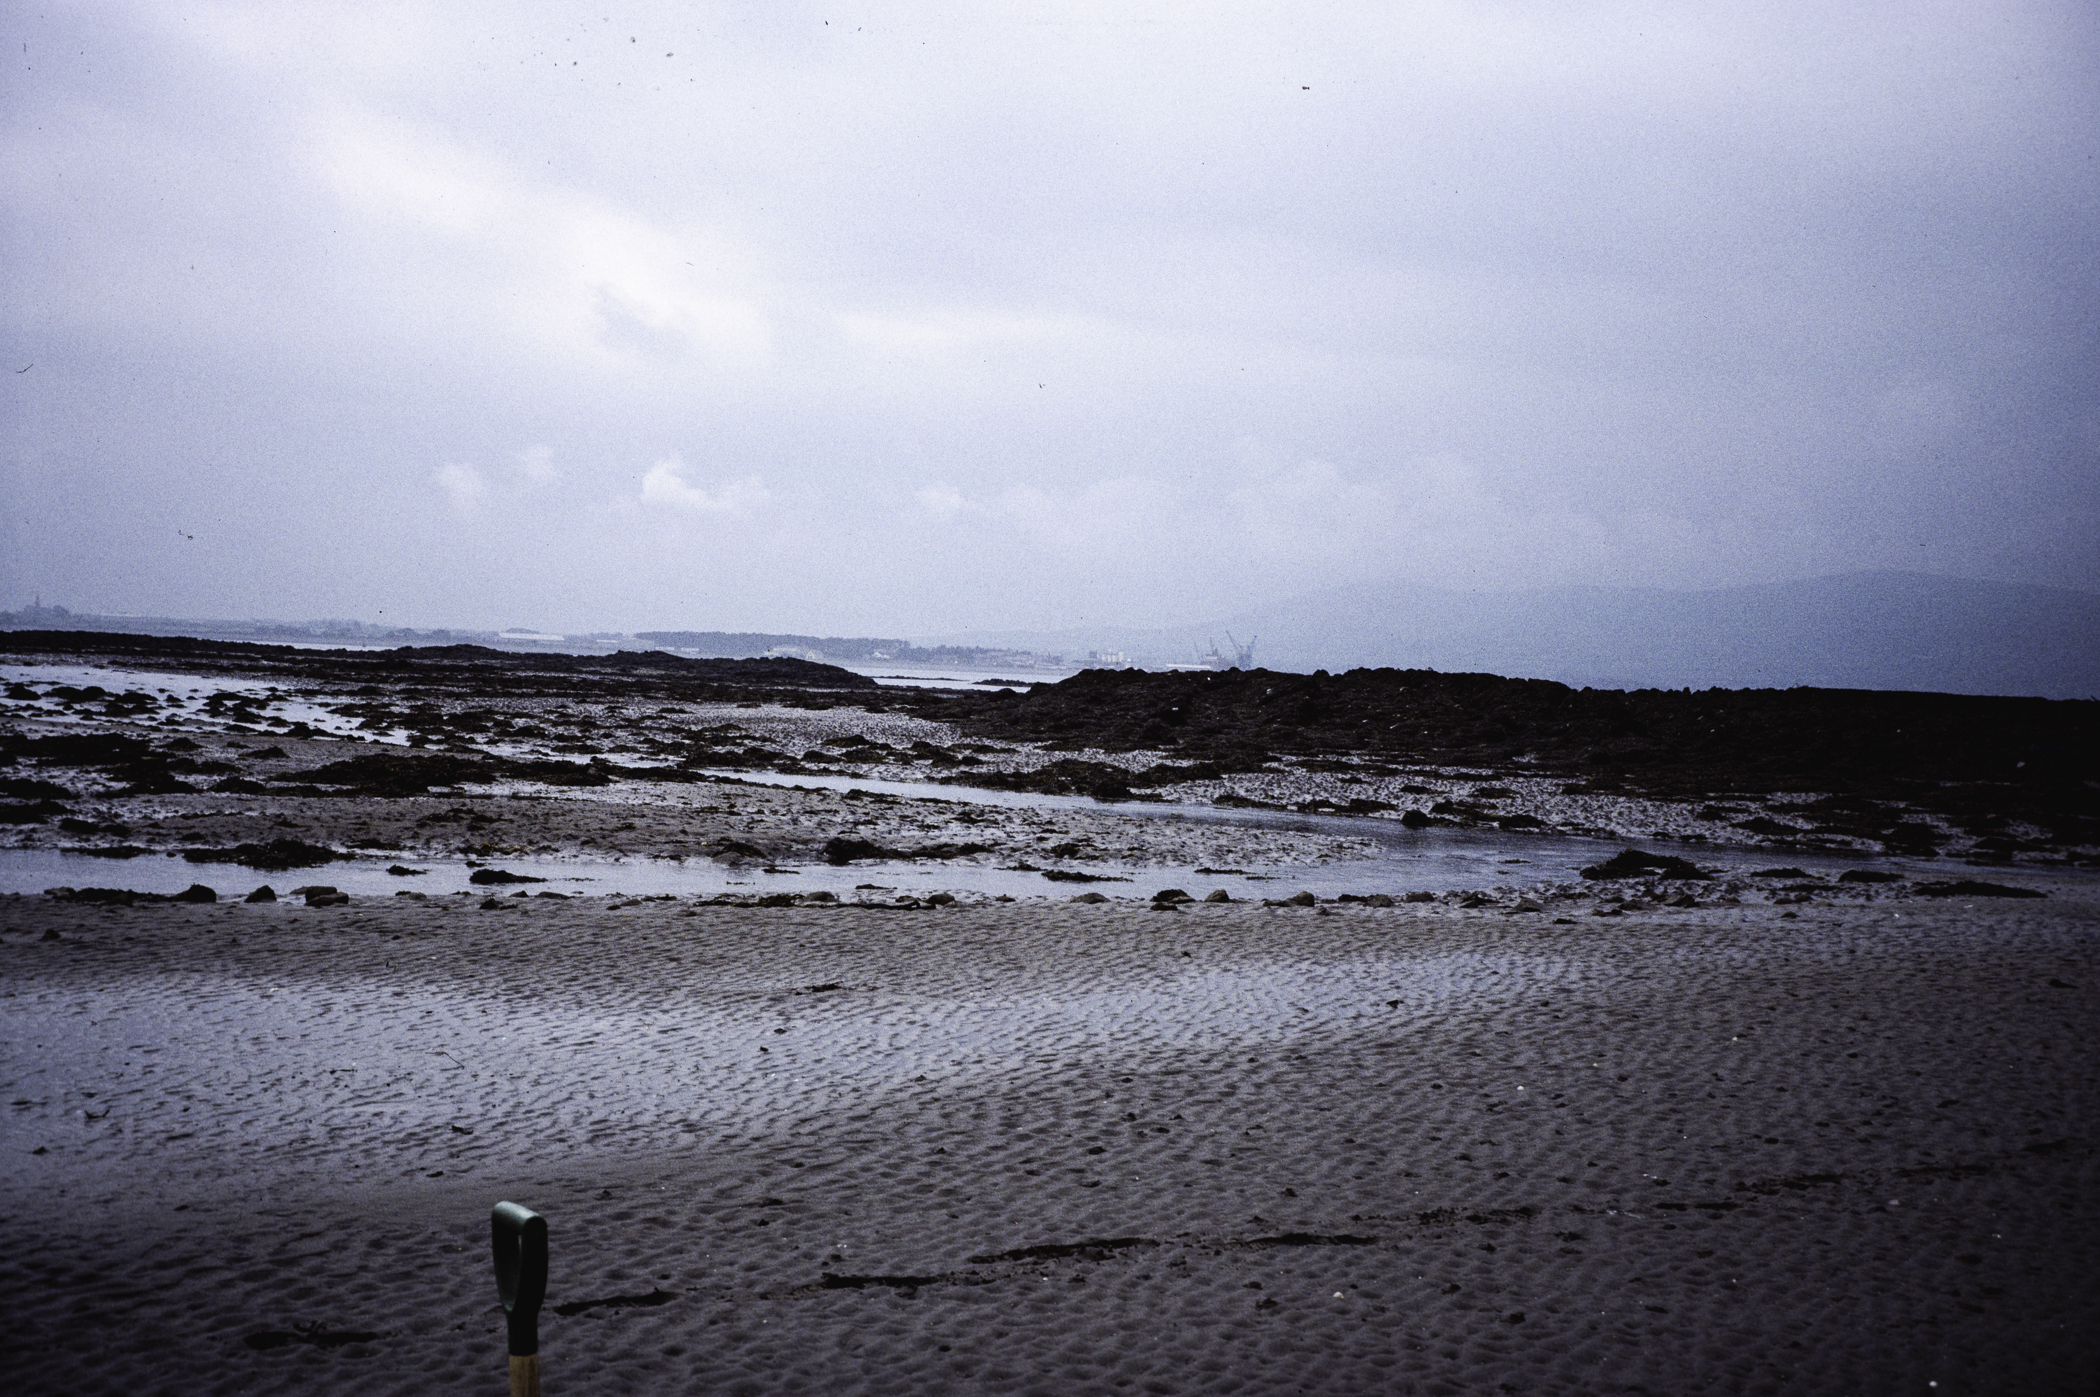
[[434, 462, 486, 512], [314, 109, 774, 372], [916, 484, 967, 520], [515, 444, 557, 483], [639, 458, 770, 514], [893, 447, 1718, 603], [839, 309, 1088, 357]]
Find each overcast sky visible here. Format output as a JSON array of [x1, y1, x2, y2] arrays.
[[4, 2, 2095, 636]]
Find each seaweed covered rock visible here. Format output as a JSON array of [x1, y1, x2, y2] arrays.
[[1579, 848, 1711, 881], [183, 838, 345, 870]]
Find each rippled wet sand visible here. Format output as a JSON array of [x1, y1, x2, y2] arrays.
[[3, 887, 2095, 1394]]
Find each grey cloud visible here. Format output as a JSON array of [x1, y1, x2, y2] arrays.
[[3, 1, 2094, 643]]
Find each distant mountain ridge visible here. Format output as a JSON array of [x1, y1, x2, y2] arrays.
[[925, 573, 2100, 699], [1236, 572, 2100, 698]]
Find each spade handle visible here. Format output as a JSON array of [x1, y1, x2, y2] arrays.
[[491, 1202, 547, 1394]]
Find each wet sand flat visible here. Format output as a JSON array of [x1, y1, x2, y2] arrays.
[[3, 888, 2096, 1395]]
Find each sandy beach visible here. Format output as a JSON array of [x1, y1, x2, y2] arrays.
[[2, 638, 2095, 1392], [4, 881, 2095, 1395]]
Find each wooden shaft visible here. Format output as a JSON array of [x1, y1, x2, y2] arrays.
[[509, 1353, 541, 1397]]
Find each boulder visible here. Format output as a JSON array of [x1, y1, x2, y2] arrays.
[[824, 837, 897, 865], [44, 887, 144, 905], [1579, 848, 1710, 881], [1880, 822, 1944, 856], [183, 839, 344, 871]]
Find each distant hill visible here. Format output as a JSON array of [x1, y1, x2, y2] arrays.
[[1233, 572, 2100, 698], [924, 573, 2100, 699], [0, 629, 877, 688]]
